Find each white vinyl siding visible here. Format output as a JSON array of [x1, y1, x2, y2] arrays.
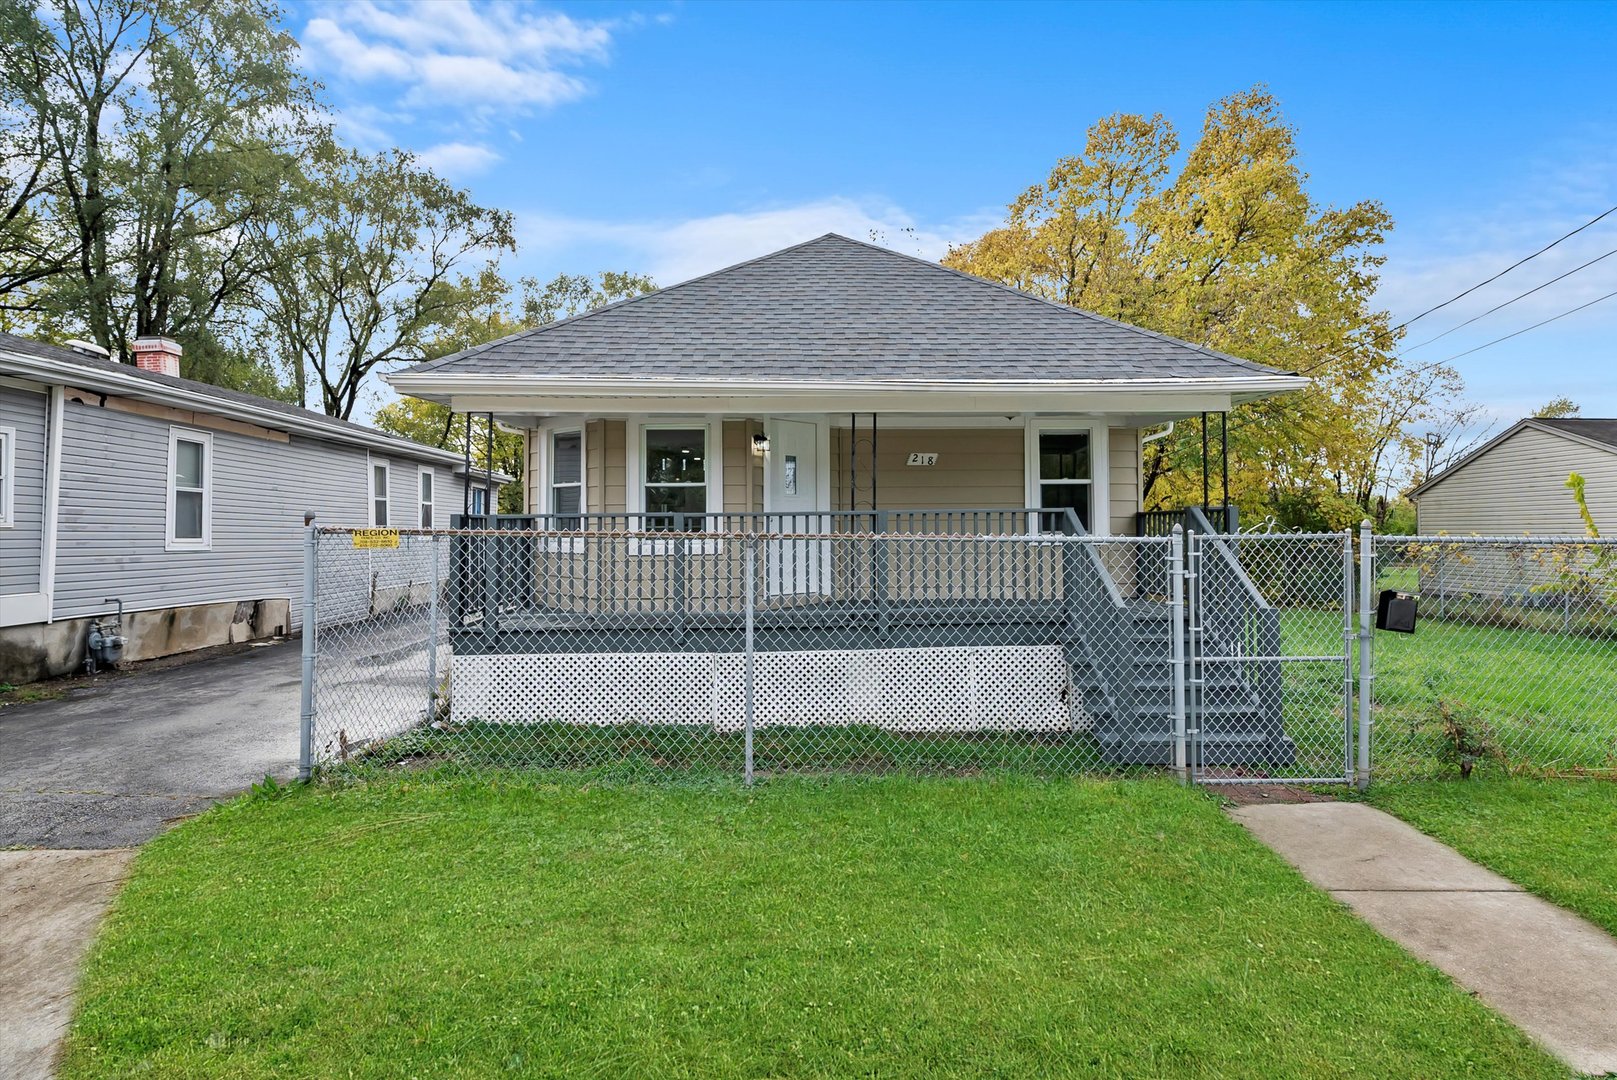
[[166, 427, 212, 550]]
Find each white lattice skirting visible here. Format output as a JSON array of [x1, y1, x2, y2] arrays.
[[451, 646, 1083, 733]]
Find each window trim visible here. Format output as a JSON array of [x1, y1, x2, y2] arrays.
[[0, 425, 14, 529], [1023, 418, 1109, 535], [369, 457, 391, 528], [627, 417, 724, 525], [536, 423, 587, 518], [417, 465, 435, 529], [165, 426, 213, 552]]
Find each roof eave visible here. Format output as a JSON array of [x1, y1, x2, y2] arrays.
[[387, 372, 1310, 405], [1, 349, 469, 467]]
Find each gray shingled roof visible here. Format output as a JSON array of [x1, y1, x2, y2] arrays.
[[1534, 417, 1617, 451], [410, 233, 1290, 383], [0, 331, 482, 468]]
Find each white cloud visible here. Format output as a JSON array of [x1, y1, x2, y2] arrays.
[[300, 1, 616, 118], [516, 197, 1001, 285], [414, 141, 502, 179]]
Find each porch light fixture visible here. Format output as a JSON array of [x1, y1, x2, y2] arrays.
[[752, 433, 770, 454]]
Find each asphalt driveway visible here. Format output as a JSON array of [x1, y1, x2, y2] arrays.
[[0, 643, 301, 849]]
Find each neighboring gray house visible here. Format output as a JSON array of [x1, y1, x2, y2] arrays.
[[1411, 417, 1617, 535], [0, 333, 505, 684]]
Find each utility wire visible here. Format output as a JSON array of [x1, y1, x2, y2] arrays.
[[1403, 245, 1617, 351], [1394, 202, 1617, 330], [1429, 285, 1617, 365]]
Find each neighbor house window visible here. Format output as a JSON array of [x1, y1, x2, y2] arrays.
[[371, 461, 390, 526], [642, 427, 707, 528], [0, 427, 13, 528], [418, 468, 434, 529], [551, 430, 582, 526], [1037, 430, 1091, 532], [166, 428, 212, 550]]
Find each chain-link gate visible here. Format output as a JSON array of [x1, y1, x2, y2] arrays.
[[1187, 530, 1357, 785]]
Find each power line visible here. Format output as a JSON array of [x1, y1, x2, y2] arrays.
[[1429, 285, 1617, 365], [1403, 245, 1617, 351], [1394, 202, 1617, 330]]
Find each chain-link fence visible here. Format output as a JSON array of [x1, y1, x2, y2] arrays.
[[298, 523, 1617, 785], [1190, 531, 1355, 784], [1368, 535, 1617, 779]]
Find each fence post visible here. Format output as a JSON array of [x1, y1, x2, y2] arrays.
[[1356, 519, 1374, 790], [1170, 525, 1188, 783], [744, 532, 756, 786], [298, 519, 317, 782], [426, 533, 440, 722]]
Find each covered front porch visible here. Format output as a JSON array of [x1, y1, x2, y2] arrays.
[[502, 410, 1238, 539]]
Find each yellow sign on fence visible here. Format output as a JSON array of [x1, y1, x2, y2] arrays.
[[351, 528, 400, 550]]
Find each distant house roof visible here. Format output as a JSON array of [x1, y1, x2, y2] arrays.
[[400, 233, 1299, 387], [0, 331, 509, 479], [1409, 416, 1617, 498], [1531, 417, 1617, 452]]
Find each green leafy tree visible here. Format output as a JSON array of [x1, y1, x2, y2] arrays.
[[375, 270, 658, 511], [250, 145, 515, 418], [3, 0, 319, 378], [946, 87, 1470, 529], [1533, 397, 1581, 419]]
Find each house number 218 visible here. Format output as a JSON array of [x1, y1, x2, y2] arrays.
[[906, 453, 939, 466]]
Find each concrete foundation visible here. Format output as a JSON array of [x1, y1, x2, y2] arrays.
[[0, 598, 290, 685]]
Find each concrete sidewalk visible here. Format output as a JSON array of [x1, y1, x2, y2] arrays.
[[0, 850, 135, 1080], [1234, 801, 1617, 1076]]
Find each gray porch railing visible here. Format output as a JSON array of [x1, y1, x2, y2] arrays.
[[1137, 505, 1239, 537]]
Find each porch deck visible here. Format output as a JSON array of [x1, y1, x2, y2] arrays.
[[441, 508, 1292, 766]]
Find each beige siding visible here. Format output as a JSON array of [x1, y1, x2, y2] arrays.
[[1108, 427, 1141, 536], [830, 427, 1025, 511], [721, 419, 765, 514], [1417, 426, 1617, 535], [533, 419, 1143, 528], [524, 428, 541, 512]]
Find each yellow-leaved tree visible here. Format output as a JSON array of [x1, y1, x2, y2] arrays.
[[946, 87, 1471, 530]]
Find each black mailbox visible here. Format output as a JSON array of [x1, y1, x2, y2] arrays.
[[1376, 590, 1419, 633]]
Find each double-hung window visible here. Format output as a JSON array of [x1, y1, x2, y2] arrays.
[[0, 427, 13, 528], [642, 427, 707, 530], [1036, 430, 1092, 532], [418, 468, 434, 528], [166, 428, 212, 550], [371, 461, 390, 527], [550, 430, 583, 528]]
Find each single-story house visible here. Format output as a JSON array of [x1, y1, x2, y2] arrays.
[[0, 333, 507, 684], [383, 234, 1312, 765], [1411, 417, 1617, 535]]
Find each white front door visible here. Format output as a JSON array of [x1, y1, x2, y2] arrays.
[[765, 418, 829, 596]]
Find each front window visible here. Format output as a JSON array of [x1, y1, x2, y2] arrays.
[[371, 462, 390, 526], [167, 429, 211, 549], [551, 430, 582, 527], [644, 427, 707, 529], [1038, 431, 1091, 532]]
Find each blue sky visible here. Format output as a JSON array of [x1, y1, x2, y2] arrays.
[[296, 0, 1617, 423]]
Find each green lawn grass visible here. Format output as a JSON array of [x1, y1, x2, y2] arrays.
[[1369, 779, 1617, 936], [1368, 617, 1617, 777], [62, 777, 1567, 1079]]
